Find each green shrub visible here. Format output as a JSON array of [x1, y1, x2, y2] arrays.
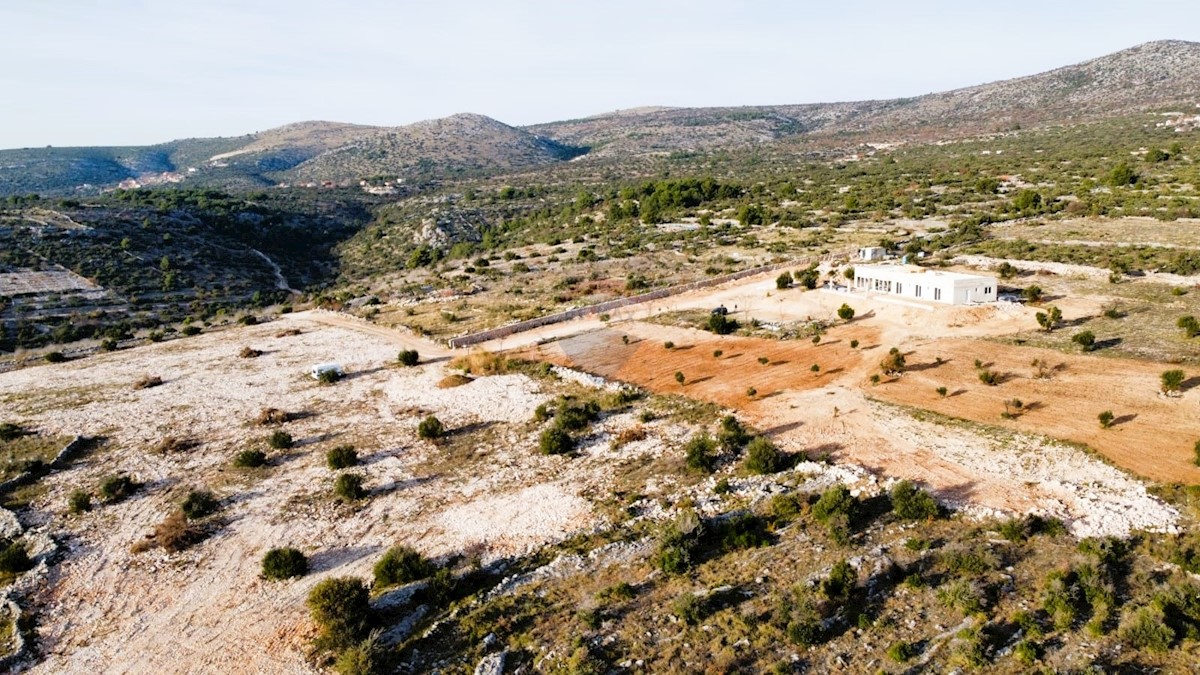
[[672, 591, 705, 624], [68, 490, 91, 514], [181, 325, 202, 336], [234, 449, 267, 468], [891, 480, 939, 520], [1013, 639, 1041, 665], [268, 430, 294, 449], [417, 415, 444, 440], [334, 636, 386, 675], [717, 415, 751, 452], [262, 547, 308, 580], [317, 368, 342, 384], [1161, 369, 1186, 394], [327, 445, 359, 470], [44, 351, 66, 363], [837, 303, 855, 321], [1119, 606, 1174, 652], [1098, 410, 1114, 428], [539, 425, 574, 455], [335, 473, 367, 501], [0, 540, 33, 574], [307, 577, 371, 651], [716, 513, 771, 551], [1071, 330, 1096, 351], [706, 313, 739, 335], [822, 559, 857, 602], [597, 582, 636, 601], [1178, 315, 1200, 338], [181, 489, 219, 520], [886, 640, 918, 663], [775, 271, 794, 289], [938, 578, 985, 615], [99, 474, 139, 502], [0, 422, 25, 441], [743, 436, 784, 474], [374, 545, 434, 587], [683, 433, 716, 473], [653, 510, 703, 575], [397, 350, 420, 366]]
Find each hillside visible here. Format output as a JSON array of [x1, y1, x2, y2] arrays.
[[5, 41, 1200, 196], [529, 39, 1200, 154], [0, 115, 581, 197]]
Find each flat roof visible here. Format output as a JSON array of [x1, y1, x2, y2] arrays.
[[854, 264, 996, 282]]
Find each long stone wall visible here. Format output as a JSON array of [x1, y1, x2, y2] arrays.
[[448, 250, 854, 349]]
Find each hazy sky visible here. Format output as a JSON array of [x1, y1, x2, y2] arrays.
[[1, 1, 1197, 149]]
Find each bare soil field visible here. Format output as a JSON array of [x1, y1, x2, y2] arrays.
[[871, 338, 1200, 484], [524, 288, 1185, 537], [991, 216, 1200, 249]]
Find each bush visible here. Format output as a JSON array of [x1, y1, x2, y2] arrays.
[[397, 350, 420, 366], [0, 540, 33, 574], [891, 480, 939, 520], [1098, 410, 1114, 429], [1022, 285, 1043, 303], [717, 415, 751, 452], [181, 489, 219, 520], [1161, 369, 1186, 394], [417, 415, 444, 440], [268, 430, 294, 449], [181, 325, 202, 336], [683, 433, 716, 473], [837, 303, 855, 321], [822, 559, 857, 602], [307, 577, 371, 651], [539, 425, 574, 455], [153, 510, 204, 552], [706, 312, 738, 335], [44, 351, 66, 363], [672, 591, 705, 624], [334, 637, 386, 675], [234, 449, 267, 468], [775, 271, 794, 289], [335, 473, 367, 501], [886, 640, 918, 663], [880, 347, 906, 375], [317, 368, 342, 384], [99, 474, 138, 502], [663, 341, 675, 350], [238, 346, 262, 358], [1119, 606, 1174, 652], [743, 436, 784, 474], [374, 545, 434, 587], [262, 547, 308, 580], [1071, 330, 1096, 351], [978, 369, 999, 386], [1178, 315, 1200, 338], [68, 490, 92, 514], [327, 445, 359, 470], [849, 339, 859, 349], [812, 484, 856, 544], [0, 423, 25, 441]]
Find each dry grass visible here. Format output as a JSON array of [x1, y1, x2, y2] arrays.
[[132, 375, 163, 390], [437, 374, 473, 389], [449, 350, 509, 376], [152, 436, 198, 455], [254, 408, 292, 425]]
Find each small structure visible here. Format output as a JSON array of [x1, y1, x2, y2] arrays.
[[859, 246, 887, 261], [852, 265, 997, 305], [309, 363, 344, 380]]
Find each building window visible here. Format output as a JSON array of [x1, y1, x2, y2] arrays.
[[896, 283, 902, 295], [934, 288, 942, 301], [915, 286, 921, 298]]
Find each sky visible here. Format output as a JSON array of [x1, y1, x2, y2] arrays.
[[1, 0, 1198, 149]]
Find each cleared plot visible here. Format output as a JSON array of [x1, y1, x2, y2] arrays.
[[991, 216, 1200, 249], [0, 268, 98, 297], [871, 338, 1200, 484], [529, 321, 876, 408]]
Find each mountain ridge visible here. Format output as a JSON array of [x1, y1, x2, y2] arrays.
[[3, 40, 1200, 196]]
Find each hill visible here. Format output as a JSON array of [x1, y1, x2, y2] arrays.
[[529, 39, 1200, 154], [0, 115, 581, 197]]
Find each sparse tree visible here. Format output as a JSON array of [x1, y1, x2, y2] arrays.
[[1098, 410, 1115, 429], [1036, 305, 1062, 332], [880, 347, 906, 376], [674, 371, 686, 386], [776, 271, 794, 289]]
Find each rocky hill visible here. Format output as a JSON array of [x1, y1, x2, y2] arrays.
[[530, 40, 1200, 154], [4, 40, 1200, 196], [0, 115, 581, 197]]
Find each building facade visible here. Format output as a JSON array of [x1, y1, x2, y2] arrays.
[[852, 264, 997, 305]]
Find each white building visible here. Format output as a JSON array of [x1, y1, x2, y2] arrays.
[[858, 246, 887, 261], [852, 264, 997, 305]]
